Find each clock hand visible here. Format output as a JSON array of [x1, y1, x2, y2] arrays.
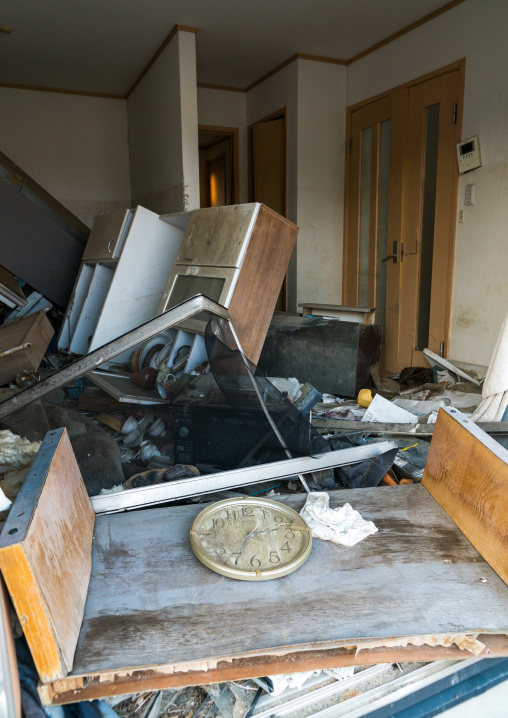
[[252, 525, 285, 535], [234, 521, 260, 564], [234, 525, 288, 566]]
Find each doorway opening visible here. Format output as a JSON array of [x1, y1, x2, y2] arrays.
[[248, 108, 288, 311], [198, 126, 239, 208], [343, 61, 465, 374]]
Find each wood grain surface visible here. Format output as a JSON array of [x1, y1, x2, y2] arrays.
[[423, 407, 508, 584], [0, 428, 95, 682], [229, 204, 297, 363], [72, 484, 508, 676]]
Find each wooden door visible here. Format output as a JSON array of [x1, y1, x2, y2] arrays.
[[400, 70, 460, 367], [344, 65, 462, 373], [251, 115, 287, 311]]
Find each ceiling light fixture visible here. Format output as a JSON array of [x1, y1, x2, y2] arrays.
[[0, 26, 12, 34]]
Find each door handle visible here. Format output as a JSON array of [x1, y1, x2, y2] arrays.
[[381, 241, 403, 264]]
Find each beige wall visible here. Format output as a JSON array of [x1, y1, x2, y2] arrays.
[[0, 87, 131, 228], [347, 0, 508, 366], [296, 60, 346, 309], [127, 30, 200, 214]]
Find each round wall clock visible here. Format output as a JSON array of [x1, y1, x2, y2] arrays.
[[190, 497, 312, 581]]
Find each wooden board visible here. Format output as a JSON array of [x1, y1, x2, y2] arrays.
[[423, 407, 508, 585], [229, 205, 297, 363], [0, 428, 95, 682], [87, 372, 168, 405], [43, 633, 508, 706], [71, 484, 508, 677]]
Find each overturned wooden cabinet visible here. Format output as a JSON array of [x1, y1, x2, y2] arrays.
[[159, 203, 298, 363], [2, 408, 508, 705]]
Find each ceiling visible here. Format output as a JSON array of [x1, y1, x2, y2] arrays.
[[0, 0, 458, 96]]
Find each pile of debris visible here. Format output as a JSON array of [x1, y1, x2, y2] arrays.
[[1, 203, 508, 718]]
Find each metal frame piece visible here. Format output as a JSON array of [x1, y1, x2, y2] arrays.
[[0, 295, 230, 420], [91, 441, 398, 514]]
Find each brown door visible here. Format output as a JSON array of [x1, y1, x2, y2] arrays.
[[344, 65, 462, 373], [251, 115, 287, 311]]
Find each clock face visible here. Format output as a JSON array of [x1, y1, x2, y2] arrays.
[[190, 497, 312, 581]]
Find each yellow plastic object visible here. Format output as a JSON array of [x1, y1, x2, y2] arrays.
[[358, 389, 373, 408]]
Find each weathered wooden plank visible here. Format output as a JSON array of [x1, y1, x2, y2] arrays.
[[423, 407, 508, 585], [43, 633, 508, 706], [72, 484, 508, 676], [0, 428, 95, 682], [228, 205, 298, 363]]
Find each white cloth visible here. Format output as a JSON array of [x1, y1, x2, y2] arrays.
[[471, 312, 508, 422], [300, 492, 378, 546]]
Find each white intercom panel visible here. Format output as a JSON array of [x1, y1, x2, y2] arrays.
[[456, 136, 481, 174]]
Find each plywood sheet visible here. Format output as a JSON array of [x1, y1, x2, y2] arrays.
[[229, 205, 297, 363], [72, 484, 508, 676], [423, 407, 508, 585], [0, 428, 95, 682]]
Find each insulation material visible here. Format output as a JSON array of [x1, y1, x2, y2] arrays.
[[0, 430, 41, 472], [300, 492, 378, 546], [355, 633, 486, 657]]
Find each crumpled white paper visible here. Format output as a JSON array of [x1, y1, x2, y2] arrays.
[[300, 492, 378, 546]]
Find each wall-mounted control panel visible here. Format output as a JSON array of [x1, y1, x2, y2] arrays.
[[456, 136, 481, 174]]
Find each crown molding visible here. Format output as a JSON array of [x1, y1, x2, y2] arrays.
[[0, 2, 466, 100], [197, 82, 246, 93], [346, 0, 465, 64], [0, 81, 124, 99]]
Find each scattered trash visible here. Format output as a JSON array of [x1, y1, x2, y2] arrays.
[[362, 394, 418, 423], [357, 388, 373, 407], [423, 348, 482, 387]]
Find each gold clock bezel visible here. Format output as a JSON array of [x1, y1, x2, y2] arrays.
[[190, 497, 312, 581]]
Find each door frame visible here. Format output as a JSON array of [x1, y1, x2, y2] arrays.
[[343, 59, 465, 364], [198, 125, 240, 205]]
